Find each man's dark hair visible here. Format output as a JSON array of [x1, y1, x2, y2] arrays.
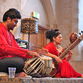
[[3, 8, 21, 21]]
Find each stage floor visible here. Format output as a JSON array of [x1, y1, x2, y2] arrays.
[[21, 77, 83, 83], [0, 76, 83, 83]]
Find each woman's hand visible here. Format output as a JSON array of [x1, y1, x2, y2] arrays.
[[66, 51, 72, 61], [45, 52, 62, 63]]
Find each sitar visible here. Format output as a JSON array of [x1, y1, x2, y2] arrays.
[[59, 31, 83, 59]]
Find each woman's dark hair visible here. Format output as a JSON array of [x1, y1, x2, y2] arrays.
[[3, 8, 21, 21], [45, 29, 61, 41]]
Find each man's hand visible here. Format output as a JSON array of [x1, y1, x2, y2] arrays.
[[36, 48, 49, 55], [28, 51, 40, 57]]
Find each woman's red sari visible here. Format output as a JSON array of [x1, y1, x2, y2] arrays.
[[44, 42, 81, 78]]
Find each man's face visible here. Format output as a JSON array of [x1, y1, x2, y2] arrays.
[[7, 17, 18, 30]]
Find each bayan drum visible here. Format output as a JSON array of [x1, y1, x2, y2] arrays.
[[23, 56, 55, 77]]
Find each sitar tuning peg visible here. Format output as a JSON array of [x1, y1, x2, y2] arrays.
[[81, 31, 83, 34], [79, 32, 81, 35]]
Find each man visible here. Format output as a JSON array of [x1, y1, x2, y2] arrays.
[[0, 8, 39, 77]]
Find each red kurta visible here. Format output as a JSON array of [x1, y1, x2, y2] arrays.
[[0, 23, 32, 59], [44, 42, 81, 78]]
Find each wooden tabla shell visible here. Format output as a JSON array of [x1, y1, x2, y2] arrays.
[[23, 56, 54, 76]]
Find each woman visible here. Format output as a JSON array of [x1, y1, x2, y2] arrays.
[[44, 29, 83, 78]]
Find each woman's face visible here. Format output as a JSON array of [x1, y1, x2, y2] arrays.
[[53, 34, 63, 45]]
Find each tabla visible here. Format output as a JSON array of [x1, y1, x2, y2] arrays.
[[23, 56, 55, 77]]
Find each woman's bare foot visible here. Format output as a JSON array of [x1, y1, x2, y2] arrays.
[[16, 72, 27, 77], [81, 74, 83, 78]]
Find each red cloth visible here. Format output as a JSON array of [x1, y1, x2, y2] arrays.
[[44, 42, 81, 78], [0, 23, 32, 59]]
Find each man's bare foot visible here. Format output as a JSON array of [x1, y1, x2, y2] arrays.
[[16, 72, 27, 77]]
